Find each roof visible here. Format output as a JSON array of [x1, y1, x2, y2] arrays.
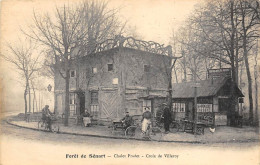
[[71, 36, 182, 59], [172, 77, 244, 98]]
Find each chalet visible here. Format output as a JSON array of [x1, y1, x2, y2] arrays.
[[54, 37, 175, 123], [171, 69, 244, 126]]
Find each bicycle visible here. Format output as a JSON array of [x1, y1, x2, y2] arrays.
[[38, 115, 60, 133], [125, 118, 163, 141]]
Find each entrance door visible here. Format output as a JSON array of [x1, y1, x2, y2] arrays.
[[187, 101, 193, 120], [219, 98, 231, 112], [79, 93, 85, 115], [99, 91, 120, 119]]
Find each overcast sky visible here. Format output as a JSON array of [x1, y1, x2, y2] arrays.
[[0, 0, 202, 112]]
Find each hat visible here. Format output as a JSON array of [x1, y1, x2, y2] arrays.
[[145, 107, 150, 110]]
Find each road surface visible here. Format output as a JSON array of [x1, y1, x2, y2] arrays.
[[1, 119, 259, 165]]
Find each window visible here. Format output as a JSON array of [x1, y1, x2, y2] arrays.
[[92, 67, 97, 74], [144, 65, 150, 72], [90, 91, 99, 119], [108, 64, 113, 71], [69, 93, 76, 115], [91, 91, 98, 104], [70, 70, 75, 78], [90, 105, 99, 119], [112, 78, 118, 85], [172, 103, 186, 112]]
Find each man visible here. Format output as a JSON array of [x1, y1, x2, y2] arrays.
[[121, 112, 133, 129], [162, 103, 172, 133], [141, 107, 152, 135], [41, 105, 52, 130]]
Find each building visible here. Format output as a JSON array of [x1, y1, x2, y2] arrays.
[[54, 37, 175, 122], [172, 71, 244, 126]]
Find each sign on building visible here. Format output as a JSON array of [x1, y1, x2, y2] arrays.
[[197, 104, 212, 112]]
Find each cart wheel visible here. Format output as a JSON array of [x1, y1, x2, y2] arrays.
[[148, 127, 163, 141], [125, 126, 136, 139]]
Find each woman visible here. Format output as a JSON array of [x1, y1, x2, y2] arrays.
[[83, 111, 91, 127], [141, 107, 152, 135]]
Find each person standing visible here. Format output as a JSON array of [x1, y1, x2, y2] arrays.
[[162, 103, 172, 133], [141, 107, 152, 135]]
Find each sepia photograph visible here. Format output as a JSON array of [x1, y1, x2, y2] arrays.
[[0, 0, 259, 164]]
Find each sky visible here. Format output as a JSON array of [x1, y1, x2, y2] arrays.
[[0, 0, 202, 113]]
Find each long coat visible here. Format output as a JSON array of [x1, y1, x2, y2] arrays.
[[163, 107, 172, 123]]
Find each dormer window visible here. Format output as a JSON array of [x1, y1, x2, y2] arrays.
[[108, 64, 113, 71], [144, 65, 150, 72]]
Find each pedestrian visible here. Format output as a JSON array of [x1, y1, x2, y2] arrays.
[[162, 103, 172, 133], [121, 112, 133, 129], [83, 111, 91, 127], [141, 107, 152, 135]]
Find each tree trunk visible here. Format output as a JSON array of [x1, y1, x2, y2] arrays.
[[28, 85, 31, 113], [242, 28, 254, 125], [244, 53, 253, 124], [254, 64, 258, 127], [31, 82, 37, 113], [64, 69, 70, 126], [228, 1, 238, 126], [182, 52, 187, 82], [254, 40, 259, 127], [24, 88, 27, 115]]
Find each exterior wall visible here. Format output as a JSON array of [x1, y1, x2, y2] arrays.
[[54, 47, 170, 120], [119, 48, 170, 117], [120, 48, 170, 89], [172, 97, 216, 125]]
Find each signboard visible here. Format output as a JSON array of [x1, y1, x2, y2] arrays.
[[208, 68, 231, 79], [215, 113, 227, 126], [197, 104, 212, 112]]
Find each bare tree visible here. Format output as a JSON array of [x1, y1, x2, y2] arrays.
[[175, 23, 218, 82], [176, 0, 259, 125], [24, 4, 87, 126], [237, 0, 260, 125], [253, 40, 258, 126], [0, 39, 41, 117], [25, 1, 124, 126]]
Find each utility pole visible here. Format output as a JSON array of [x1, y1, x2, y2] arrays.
[[194, 86, 198, 134], [192, 72, 200, 134]]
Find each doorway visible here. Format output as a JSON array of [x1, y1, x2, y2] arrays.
[[78, 93, 85, 115]]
